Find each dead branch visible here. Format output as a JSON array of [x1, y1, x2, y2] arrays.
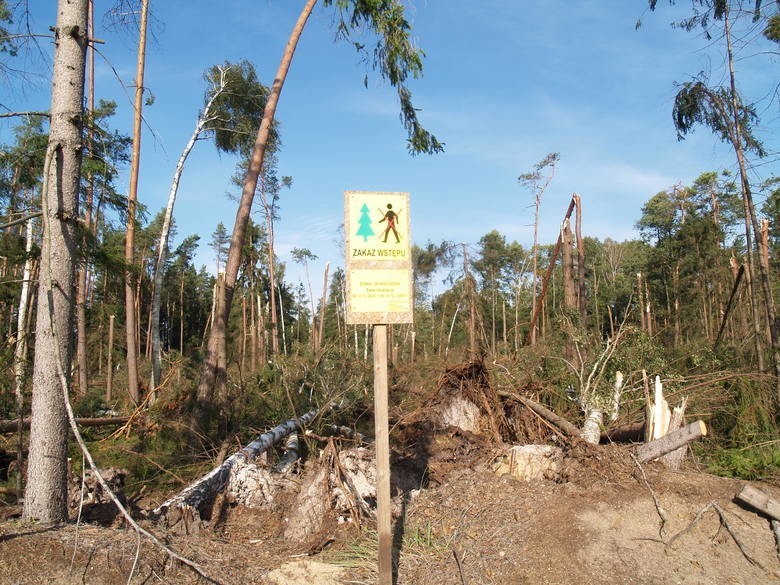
[[630, 453, 669, 538], [497, 389, 581, 438], [735, 484, 780, 522], [0, 111, 49, 119], [452, 545, 468, 585], [666, 502, 766, 571], [0, 211, 43, 230]]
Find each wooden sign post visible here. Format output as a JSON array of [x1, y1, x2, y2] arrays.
[[345, 191, 412, 585]]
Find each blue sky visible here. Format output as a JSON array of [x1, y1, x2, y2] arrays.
[[2, 1, 778, 291]]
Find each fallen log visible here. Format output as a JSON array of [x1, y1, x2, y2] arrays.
[[498, 390, 581, 438], [735, 484, 780, 521], [151, 407, 320, 531], [600, 421, 645, 443], [635, 420, 706, 463], [0, 416, 129, 433]]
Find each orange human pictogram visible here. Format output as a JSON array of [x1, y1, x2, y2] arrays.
[[378, 203, 401, 243]]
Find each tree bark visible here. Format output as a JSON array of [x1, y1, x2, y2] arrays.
[[14, 217, 35, 496], [0, 416, 129, 433], [261, 185, 280, 356], [153, 407, 320, 526], [735, 484, 780, 522], [197, 0, 317, 409], [497, 389, 581, 438], [526, 196, 577, 345], [106, 314, 114, 403], [14, 218, 34, 411], [574, 194, 587, 322], [124, 0, 150, 405], [316, 263, 329, 357], [636, 420, 707, 463], [562, 218, 576, 312], [75, 5, 95, 398], [723, 6, 776, 383], [24, 0, 88, 522], [150, 81, 224, 392]]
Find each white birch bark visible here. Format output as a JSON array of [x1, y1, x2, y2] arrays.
[[14, 217, 34, 407], [153, 408, 319, 522], [580, 408, 603, 445], [150, 70, 228, 393]]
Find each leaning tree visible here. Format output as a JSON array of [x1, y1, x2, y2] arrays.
[[196, 0, 444, 421]]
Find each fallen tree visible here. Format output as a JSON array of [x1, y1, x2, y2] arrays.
[[152, 407, 321, 532], [736, 484, 780, 521], [0, 416, 129, 433], [635, 420, 707, 463]]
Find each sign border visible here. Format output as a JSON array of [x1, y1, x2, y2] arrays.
[[344, 190, 413, 325]]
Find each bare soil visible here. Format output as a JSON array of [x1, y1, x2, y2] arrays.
[[1, 442, 779, 585], [1, 363, 778, 584]]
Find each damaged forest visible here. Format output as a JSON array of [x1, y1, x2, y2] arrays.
[[2, 1, 780, 584]]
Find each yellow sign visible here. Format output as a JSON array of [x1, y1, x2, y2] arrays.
[[345, 191, 413, 324]]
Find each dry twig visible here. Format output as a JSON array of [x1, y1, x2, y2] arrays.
[[630, 453, 669, 538], [452, 545, 468, 585], [666, 502, 767, 571]]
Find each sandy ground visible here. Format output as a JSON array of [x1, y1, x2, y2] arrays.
[[1, 441, 779, 585]]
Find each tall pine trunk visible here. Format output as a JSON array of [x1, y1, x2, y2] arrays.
[[723, 7, 780, 403], [124, 0, 150, 405], [75, 0, 95, 396], [24, 0, 88, 522], [197, 0, 317, 411]]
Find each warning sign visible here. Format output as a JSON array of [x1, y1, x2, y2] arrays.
[[345, 191, 413, 324]]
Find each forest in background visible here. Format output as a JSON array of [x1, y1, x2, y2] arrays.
[[1, 0, 779, 524]]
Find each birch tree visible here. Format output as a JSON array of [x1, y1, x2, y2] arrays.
[[149, 65, 231, 392]]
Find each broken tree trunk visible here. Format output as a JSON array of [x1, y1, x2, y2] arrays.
[[580, 408, 604, 445], [635, 420, 707, 463], [152, 407, 320, 530], [659, 397, 688, 470], [735, 484, 780, 521]]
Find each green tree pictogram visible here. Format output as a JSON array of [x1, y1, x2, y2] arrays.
[[357, 203, 374, 241]]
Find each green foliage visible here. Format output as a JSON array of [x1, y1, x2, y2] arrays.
[[211, 221, 229, 269], [518, 152, 560, 188], [764, 13, 780, 41], [696, 375, 779, 479], [203, 60, 275, 158], [672, 80, 766, 157], [0, 0, 17, 57], [72, 388, 108, 418], [323, 0, 443, 154], [706, 444, 780, 480]]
